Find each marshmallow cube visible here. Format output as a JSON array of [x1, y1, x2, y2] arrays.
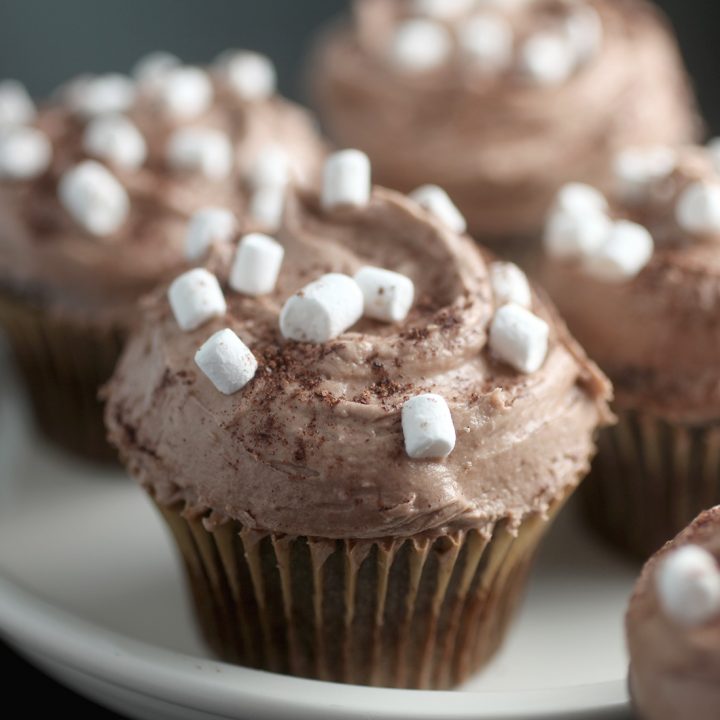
[[490, 262, 532, 309], [676, 181, 720, 235], [390, 19, 452, 72], [613, 146, 676, 202], [656, 545, 720, 627], [69, 74, 136, 118], [280, 273, 364, 343], [218, 51, 277, 102], [185, 208, 238, 261], [520, 33, 576, 85], [322, 149, 371, 210], [410, 184, 467, 234], [249, 185, 286, 232], [583, 220, 654, 282], [564, 4, 603, 62], [58, 161, 130, 237], [167, 127, 234, 180], [132, 51, 181, 90], [247, 145, 290, 189], [354, 266, 415, 323], [0, 80, 36, 126], [544, 207, 611, 260], [158, 67, 213, 120], [402, 393, 456, 459], [458, 14, 514, 71], [555, 182, 608, 215], [490, 303, 549, 374], [195, 328, 258, 395], [83, 115, 147, 170], [230, 233, 285, 296], [0, 127, 52, 180], [168, 268, 227, 332]]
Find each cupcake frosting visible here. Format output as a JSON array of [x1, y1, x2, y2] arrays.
[[0, 53, 325, 321], [106, 181, 611, 540], [312, 0, 698, 238]]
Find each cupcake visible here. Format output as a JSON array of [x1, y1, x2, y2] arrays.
[[105, 150, 611, 687], [627, 506, 720, 720], [541, 144, 720, 558], [0, 50, 325, 462], [310, 0, 698, 256]]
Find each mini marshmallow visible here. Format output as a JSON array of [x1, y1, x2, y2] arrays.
[[249, 185, 286, 231], [458, 14, 514, 71], [68, 74, 136, 118], [411, 0, 476, 18], [230, 233, 285, 296], [83, 115, 147, 170], [490, 262, 532, 309], [544, 207, 611, 260], [280, 273, 364, 343], [58, 160, 130, 237], [520, 32, 576, 85], [132, 51, 181, 90], [564, 3, 603, 62], [554, 182, 608, 215], [166, 127, 234, 180], [216, 50, 276, 102], [676, 181, 720, 235], [583, 220, 653, 282], [322, 149, 371, 210], [613, 146, 676, 203], [354, 266, 415, 323], [185, 208, 238, 261], [156, 66, 213, 120], [402, 393, 456, 460], [0, 127, 52, 180], [390, 19, 452, 72], [489, 303, 549, 374], [195, 328, 258, 395], [247, 145, 290, 189], [168, 268, 227, 332], [656, 545, 720, 627], [410, 185, 467, 234], [0, 80, 36, 126]]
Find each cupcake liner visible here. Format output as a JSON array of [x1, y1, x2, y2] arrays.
[[0, 288, 125, 463], [582, 408, 720, 559], [155, 489, 570, 689]]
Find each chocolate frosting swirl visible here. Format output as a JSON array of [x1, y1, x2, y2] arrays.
[[105, 186, 610, 540]]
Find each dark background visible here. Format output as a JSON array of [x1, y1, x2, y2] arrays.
[[1, 0, 719, 716]]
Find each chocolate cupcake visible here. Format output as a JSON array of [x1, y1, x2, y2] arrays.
[[0, 51, 324, 462], [105, 150, 611, 688], [311, 0, 698, 256], [541, 144, 720, 558], [627, 506, 720, 720]]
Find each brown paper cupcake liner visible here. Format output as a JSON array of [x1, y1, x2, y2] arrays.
[[582, 408, 720, 560], [155, 489, 570, 689], [0, 288, 125, 463]]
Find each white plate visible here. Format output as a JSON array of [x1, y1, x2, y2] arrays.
[[0, 345, 637, 719]]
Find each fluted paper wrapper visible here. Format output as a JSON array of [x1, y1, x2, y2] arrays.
[[0, 289, 124, 463], [155, 491, 570, 689], [583, 408, 720, 560]]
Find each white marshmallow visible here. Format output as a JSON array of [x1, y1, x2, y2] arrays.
[[156, 66, 213, 120], [613, 146, 676, 203], [249, 185, 286, 231], [195, 328, 258, 395], [489, 303, 549, 374], [390, 19, 452, 72], [247, 145, 290, 189], [458, 14, 514, 71], [0, 126, 52, 180], [676, 181, 720, 236], [230, 233, 285, 296], [216, 50, 276, 102], [280, 273, 364, 343], [410, 184, 467, 234], [656, 545, 720, 627], [58, 160, 130, 237], [544, 207, 611, 260], [132, 51, 181, 91], [564, 4, 603, 63], [166, 127, 234, 180], [68, 74, 136, 118], [322, 149, 371, 210], [0, 80, 36, 126], [82, 115, 147, 170], [402, 393, 456, 460], [490, 262, 532, 309], [185, 207, 238, 261], [555, 182, 608, 215], [583, 220, 653, 282], [354, 266, 415, 323], [168, 268, 227, 332], [411, 0, 476, 18], [520, 32, 577, 85]]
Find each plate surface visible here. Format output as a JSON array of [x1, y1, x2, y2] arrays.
[[0, 346, 637, 719]]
